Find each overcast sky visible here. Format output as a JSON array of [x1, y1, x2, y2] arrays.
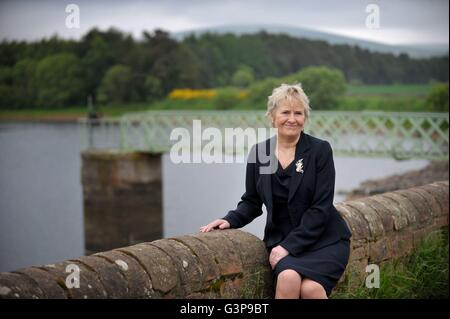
[[0, 0, 448, 45]]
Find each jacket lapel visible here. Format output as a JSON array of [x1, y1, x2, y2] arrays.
[[288, 131, 311, 203], [259, 132, 311, 213]]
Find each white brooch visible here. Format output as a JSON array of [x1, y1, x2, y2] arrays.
[[295, 159, 304, 173]]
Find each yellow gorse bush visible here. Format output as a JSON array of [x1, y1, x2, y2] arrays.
[[168, 88, 249, 100], [168, 89, 217, 100], [237, 90, 249, 100]]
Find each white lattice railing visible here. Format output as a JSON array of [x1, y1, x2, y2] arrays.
[[78, 111, 449, 160]]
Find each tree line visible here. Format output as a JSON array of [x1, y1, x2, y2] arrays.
[[0, 28, 448, 109]]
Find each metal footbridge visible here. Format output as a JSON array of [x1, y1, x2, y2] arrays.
[[79, 111, 449, 160]]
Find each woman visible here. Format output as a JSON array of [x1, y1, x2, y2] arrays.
[[200, 83, 352, 299]]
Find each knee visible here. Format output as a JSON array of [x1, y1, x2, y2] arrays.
[[276, 270, 302, 298], [277, 269, 302, 285], [300, 280, 327, 299]]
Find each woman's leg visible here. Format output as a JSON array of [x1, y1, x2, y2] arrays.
[[275, 269, 302, 299], [300, 278, 327, 299]]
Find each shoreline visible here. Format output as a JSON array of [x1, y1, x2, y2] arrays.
[[0, 106, 148, 122], [0, 113, 87, 123], [346, 160, 449, 200]]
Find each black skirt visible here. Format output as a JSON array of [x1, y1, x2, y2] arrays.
[[269, 159, 350, 297], [271, 239, 350, 297]]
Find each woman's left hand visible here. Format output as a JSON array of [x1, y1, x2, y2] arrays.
[[269, 245, 289, 269]]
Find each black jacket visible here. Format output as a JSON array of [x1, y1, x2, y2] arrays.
[[223, 131, 352, 257]]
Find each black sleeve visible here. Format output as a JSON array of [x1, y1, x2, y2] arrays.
[[222, 148, 263, 229], [280, 141, 335, 256]]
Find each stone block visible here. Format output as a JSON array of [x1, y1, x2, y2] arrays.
[[410, 188, 442, 218], [14, 267, 67, 299], [0, 272, 44, 299], [373, 195, 408, 230], [150, 239, 204, 295], [39, 261, 108, 299], [221, 230, 269, 268], [421, 183, 449, 216], [368, 238, 391, 263], [191, 231, 243, 276], [73, 256, 129, 298], [382, 192, 420, 225], [349, 243, 369, 261], [94, 249, 158, 298], [394, 189, 432, 226], [117, 243, 178, 294], [388, 232, 414, 258], [335, 204, 370, 240], [363, 196, 395, 232], [175, 235, 221, 282], [345, 201, 385, 239]]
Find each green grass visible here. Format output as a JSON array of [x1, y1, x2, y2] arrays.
[[0, 100, 259, 119], [332, 227, 449, 299], [97, 103, 155, 116], [346, 83, 435, 96], [335, 96, 436, 112], [0, 83, 445, 119], [124, 84, 445, 113], [0, 107, 87, 116], [0, 103, 154, 119]]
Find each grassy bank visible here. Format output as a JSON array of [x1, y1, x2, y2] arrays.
[[332, 227, 449, 299], [0, 103, 153, 121], [346, 83, 435, 96], [0, 83, 444, 121]]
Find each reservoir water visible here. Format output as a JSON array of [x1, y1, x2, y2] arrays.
[[0, 122, 429, 272]]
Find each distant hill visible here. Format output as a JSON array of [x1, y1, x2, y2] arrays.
[[172, 24, 449, 59]]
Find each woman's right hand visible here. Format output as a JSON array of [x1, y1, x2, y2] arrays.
[[199, 219, 230, 233]]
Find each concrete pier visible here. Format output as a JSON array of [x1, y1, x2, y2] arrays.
[[81, 150, 163, 254]]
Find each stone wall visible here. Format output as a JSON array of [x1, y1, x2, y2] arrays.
[[82, 150, 162, 254], [336, 180, 448, 287], [0, 181, 447, 299], [0, 230, 272, 299]]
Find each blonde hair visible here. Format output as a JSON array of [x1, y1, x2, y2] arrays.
[[266, 83, 311, 123]]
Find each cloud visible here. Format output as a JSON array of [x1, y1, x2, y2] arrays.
[[0, 0, 448, 44]]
